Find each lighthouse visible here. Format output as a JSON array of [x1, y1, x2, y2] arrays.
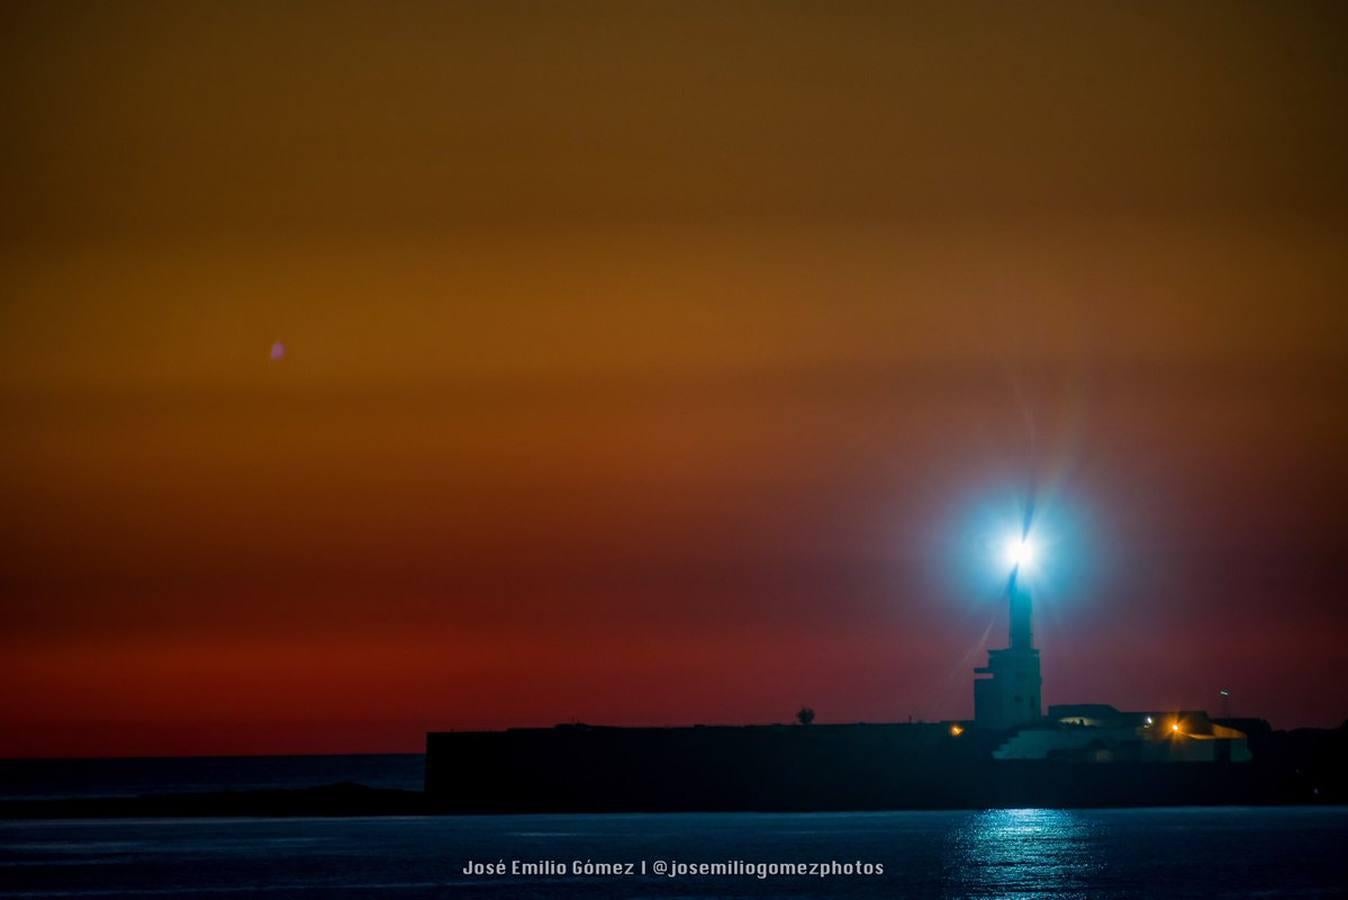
[[973, 539, 1044, 729]]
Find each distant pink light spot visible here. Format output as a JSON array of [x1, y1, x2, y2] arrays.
[[270, 341, 286, 361]]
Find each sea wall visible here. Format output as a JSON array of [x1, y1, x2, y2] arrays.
[[423, 722, 1301, 812]]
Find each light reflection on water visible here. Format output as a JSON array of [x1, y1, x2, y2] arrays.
[[945, 809, 1107, 898]]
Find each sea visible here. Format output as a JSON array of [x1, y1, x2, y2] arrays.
[[1, 755, 1346, 898], [0, 755, 426, 802]]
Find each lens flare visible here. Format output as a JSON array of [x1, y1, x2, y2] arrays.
[[1003, 536, 1037, 571]]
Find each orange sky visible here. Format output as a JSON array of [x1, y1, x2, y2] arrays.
[[2, 1, 1347, 756]]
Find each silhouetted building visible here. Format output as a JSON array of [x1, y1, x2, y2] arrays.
[[973, 572, 1042, 728], [424, 555, 1282, 812], [995, 705, 1253, 762]]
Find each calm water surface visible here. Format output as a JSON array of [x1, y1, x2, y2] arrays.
[[2, 807, 1346, 898]]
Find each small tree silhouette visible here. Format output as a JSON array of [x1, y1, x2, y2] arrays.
[[796, 706, 816, 726]]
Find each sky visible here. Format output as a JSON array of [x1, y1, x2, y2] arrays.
[[2, 1, 1346, 757]]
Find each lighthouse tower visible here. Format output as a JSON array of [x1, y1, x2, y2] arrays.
[[973, 569, 1043, 729]]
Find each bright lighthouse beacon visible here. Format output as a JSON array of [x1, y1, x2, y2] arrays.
[[973, 535, 1043, 729]]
